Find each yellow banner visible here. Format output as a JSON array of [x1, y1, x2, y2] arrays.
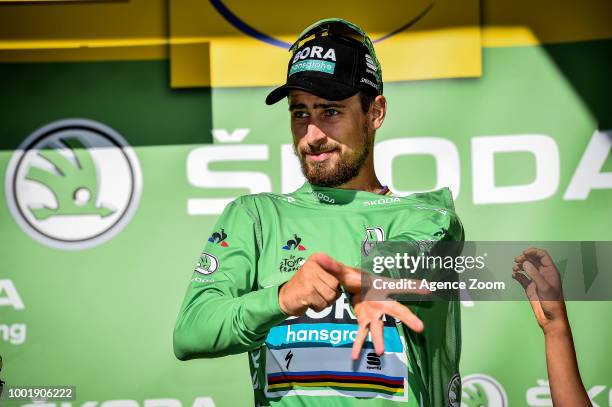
[[1, 0, 612, 87], [169, 0, 482, 87]]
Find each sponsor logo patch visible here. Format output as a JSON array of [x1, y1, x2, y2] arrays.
[[311, 191, 335, 203], [366, 352, 382, 370], [461, 374, 508, 407], [208, 228, 229, 247], [447, 373, 461, 407], [279, 255, 306, 273], [364, 197, 400, 206], [361, 227, 385, 256], [282, 234, 306, 251], [365, 54, 377, 71], [289, 59, 335, 76], [195, 252, 219, 275], [292, 46, 337, 63], [360, 77, 378, 89], [263, 294, 409, 400]]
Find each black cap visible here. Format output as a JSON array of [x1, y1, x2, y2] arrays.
[[265, 19, 383, 105]]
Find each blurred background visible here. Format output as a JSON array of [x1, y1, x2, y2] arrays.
[[0, 0, 611, 406]]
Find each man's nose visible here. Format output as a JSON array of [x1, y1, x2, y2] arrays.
[[305, 123, 326, 145]]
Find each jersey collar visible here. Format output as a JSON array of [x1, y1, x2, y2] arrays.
[[293, 182, 396, 206]]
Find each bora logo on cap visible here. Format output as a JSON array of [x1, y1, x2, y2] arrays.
[[292, 46, 337, 64]]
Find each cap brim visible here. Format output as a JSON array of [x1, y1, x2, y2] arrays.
[[265, 77, 359, 105]]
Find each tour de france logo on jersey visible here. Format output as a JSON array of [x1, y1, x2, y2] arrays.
[[461, 374, 508, 407], [279, 234, 307, 273], [4, 119, 142, 250], [279, 255, 305, 273], [208, 228, 229, 247]]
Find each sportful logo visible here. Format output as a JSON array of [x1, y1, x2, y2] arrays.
[[208, 229, 229, 247], [5, 119, 142, 250], [366, 352, 382, 370]]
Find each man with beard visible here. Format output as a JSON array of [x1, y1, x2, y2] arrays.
[[174, 19, 464, 407]]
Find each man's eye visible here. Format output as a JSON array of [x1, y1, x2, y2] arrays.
[[325, 109, 340, 116], [292, 111, 309, 118]]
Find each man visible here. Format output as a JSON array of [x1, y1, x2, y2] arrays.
[[174, 18, 464, 406]]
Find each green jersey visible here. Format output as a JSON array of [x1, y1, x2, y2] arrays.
[[174, 182, 464, 407]]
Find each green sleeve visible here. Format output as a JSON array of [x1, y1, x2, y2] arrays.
[[423, 189, 464, 407], [173, 197, 288, 360]]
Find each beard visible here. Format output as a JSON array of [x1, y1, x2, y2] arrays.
[[295, 124, 372, 187]]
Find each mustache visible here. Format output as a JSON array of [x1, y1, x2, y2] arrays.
[[299, 144, 339, 155]]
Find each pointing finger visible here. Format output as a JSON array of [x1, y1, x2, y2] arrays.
[[316, 253, 362, 292]]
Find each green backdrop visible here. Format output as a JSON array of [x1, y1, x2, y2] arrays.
[[1, 38, 611, 406]]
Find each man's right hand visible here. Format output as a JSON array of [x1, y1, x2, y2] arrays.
[[278, 252, 427, 360], [278, 253, 342, 315]]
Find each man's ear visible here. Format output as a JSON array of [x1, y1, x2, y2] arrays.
[[370, 95, 387, 130]]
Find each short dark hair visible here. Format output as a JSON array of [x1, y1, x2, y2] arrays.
[[359, 91, 376, 114]]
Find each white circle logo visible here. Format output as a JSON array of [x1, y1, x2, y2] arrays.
[[447, 373, 461, 407], [5, 119, 142, 250], [461, 374, 508, 407], [195, 253, 219, 275]]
